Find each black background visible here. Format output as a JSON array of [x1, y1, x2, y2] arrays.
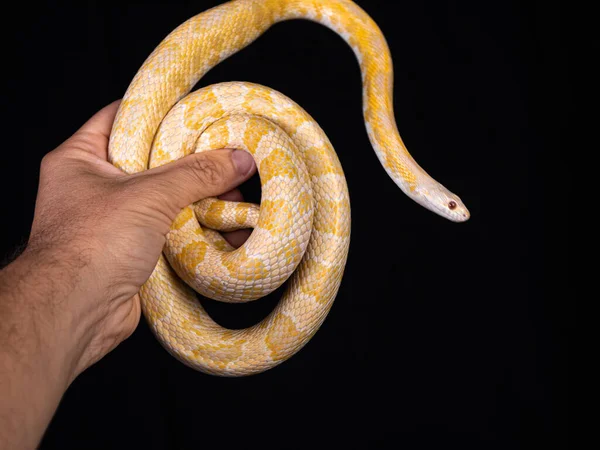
[[1, 0, 569, 448]]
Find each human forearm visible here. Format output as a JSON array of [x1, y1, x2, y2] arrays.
[[0, 249, 78, 449]]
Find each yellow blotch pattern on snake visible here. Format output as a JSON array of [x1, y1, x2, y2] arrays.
[[109, 0, 469, 376]]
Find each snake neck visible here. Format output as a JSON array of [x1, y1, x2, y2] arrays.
[[263, 1, 440, 195], [263, 0, 468, 221]]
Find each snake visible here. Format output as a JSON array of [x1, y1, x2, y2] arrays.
[[108, 0, 470, 376]]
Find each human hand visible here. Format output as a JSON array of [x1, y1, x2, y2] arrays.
[[1, 100, 256, 447], [0, 100, 257, 448], [26, 100, 255, 379]]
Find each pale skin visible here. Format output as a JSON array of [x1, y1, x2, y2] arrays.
[[0, 101, 256, 449]]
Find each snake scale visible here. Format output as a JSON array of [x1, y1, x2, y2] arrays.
[[108, 0, 470, 376]]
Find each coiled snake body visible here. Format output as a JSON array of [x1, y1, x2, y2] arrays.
[[108, 0, 469, 376]]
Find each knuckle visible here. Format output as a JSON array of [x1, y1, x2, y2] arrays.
[[189, 156, 224, 187], [39, 150, 70, 182], [41, 149, 60, 169]]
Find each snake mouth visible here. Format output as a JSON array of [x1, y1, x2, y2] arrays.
[[452, 210, 470, 222]]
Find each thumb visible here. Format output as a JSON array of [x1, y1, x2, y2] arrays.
[[137, 149, 256, 212]]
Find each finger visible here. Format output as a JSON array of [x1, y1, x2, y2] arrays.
[[78, 100, 121, 139], [66, 100, 122, 160], [136, 149, 256, 214], [218, 188, 244, 202], [221, 229, 252, 249]]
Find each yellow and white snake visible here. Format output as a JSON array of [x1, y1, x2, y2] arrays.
[[108, 0, 470, 376]]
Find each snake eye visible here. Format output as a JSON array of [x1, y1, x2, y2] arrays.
[[448, 201, 457, 210]]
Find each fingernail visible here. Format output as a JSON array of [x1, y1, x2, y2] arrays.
[[231, 150, 255, 176]]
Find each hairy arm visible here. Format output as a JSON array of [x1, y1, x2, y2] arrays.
[[0, 101, 255, 449], [0, 249, 83, 449]]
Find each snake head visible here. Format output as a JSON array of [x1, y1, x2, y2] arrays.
[[412, 183, 470, 222]]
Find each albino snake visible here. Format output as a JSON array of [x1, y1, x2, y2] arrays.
[[108, 0, 470, 376]]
